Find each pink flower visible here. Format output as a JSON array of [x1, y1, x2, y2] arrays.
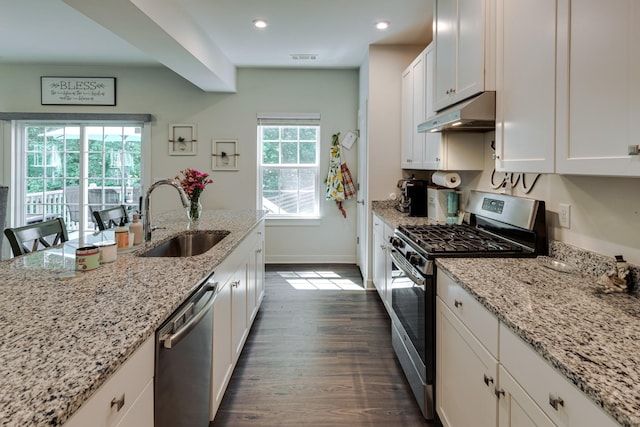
[[175, 168, 213, 201]]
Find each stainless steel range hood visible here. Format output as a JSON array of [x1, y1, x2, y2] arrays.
[[418, 91, 495, 133]]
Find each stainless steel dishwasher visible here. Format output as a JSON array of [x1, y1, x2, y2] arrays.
[[155, 275, 218, 427]]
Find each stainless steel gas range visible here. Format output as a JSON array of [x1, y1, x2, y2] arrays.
[[387, 190, 547, 421]]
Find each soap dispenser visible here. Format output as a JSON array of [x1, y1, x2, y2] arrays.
[[130, 213, 143, 246]]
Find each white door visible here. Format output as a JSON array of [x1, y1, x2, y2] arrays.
[[356, 105, 368, 284]]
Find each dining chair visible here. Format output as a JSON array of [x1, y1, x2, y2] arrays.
[[93, 205, 129, 231], [4, 217, 69, 257]]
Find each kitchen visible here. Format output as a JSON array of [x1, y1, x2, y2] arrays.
[[1, 0, 640, 426]]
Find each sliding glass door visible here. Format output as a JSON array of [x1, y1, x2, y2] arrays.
[[18, 122, 143, 234]]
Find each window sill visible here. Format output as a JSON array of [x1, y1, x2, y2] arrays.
[[266, 216, 321, 227]]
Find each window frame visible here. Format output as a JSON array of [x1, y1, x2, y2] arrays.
[[9, 120, 150, 234], [257, 113, 321, 220]]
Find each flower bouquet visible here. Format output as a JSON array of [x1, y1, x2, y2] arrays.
[[175, 168, 213, 221]]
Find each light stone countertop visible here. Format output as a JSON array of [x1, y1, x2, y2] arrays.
[[0, 209, 266, 426], [436, 258, 640, 427], [372, 201, 639, 426]]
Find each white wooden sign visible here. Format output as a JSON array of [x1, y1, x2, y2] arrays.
[[41, 77, 116, 106]]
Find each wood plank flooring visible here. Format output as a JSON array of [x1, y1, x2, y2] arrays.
[[211, 264, 429, 427]]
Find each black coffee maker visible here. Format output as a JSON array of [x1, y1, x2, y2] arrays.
[[405, 180, 428, 217]]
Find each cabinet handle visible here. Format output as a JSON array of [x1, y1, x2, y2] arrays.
[[232, 281, 240, 288], [629, 145, 640, 155], [483, 374, 494, 386], [454, 299, 463, 308], [549, 394, 565, 410], [494, 388, 505, 399], [111, 394, 125, 412], [256, 248, 262, 254]]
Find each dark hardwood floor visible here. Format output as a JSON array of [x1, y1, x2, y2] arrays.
[[212, 264, 429, 427]]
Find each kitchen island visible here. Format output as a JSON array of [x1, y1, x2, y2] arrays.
[[436, 257, 640, 427], [0, 209, 266, 426]]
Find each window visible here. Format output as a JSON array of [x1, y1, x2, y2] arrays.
[[16, 122, 143, 234], [258, 114, 320, 218]]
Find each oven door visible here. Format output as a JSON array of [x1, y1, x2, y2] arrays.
[[389, 249, 427, 371], [389, 248, 435, 420]]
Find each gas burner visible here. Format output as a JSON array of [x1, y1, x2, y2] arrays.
[[397, 223, 524, 255]]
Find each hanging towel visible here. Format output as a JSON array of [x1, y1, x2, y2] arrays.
[[325, 133, 356, 218]]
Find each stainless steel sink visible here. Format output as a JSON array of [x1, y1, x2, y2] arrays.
[[139, 230, 230, 257]]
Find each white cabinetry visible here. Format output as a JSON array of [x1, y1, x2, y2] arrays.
[[436, 271, 499, 427], [499, 324, 619, 427], [372, 214, 392, 313], [403, 42, 486, 171], [434, 0, 495, 111], [401, 49, 427, 169], [437, 269, 620, 427], [210, 220, 265, 419], [495, 0, 557, 173], [64, 337, 154, 427], [555, 0, 640, 176]]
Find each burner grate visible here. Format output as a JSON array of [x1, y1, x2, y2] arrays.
[[398, 224, 523, 255]]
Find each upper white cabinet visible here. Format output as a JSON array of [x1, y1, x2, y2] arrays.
[[401, 48, 427, 169], [434, 0, 495, 111], [403, 43, 485, 171], [494, 0, 557, 173], [555, 0, 640, 176]]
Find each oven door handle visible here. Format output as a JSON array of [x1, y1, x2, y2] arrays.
[[390, 249, 426, 289]]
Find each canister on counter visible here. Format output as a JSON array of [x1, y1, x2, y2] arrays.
[[75, 246, 100, 271], [95, 241, 117, 263], [115, 219, 129, 249]]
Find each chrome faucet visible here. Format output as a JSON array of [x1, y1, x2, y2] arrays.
[[144, 179, 190, 241]]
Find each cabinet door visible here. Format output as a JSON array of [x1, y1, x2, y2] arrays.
[[116, 379, 154, 427], [211, 279, 232, 415], [498, 366, 555, 427], [372, 214, 386, 300], [436, 298, 497, 427], [401, 66, 415, 168], [254, 227, 265, 310], [456, 0, 486, 101], [412, 53, 426, 168], [423, 43, 444, 169], [435, 0, 458, 109], [383, 222, 393, 311], [556, 0, 640, 176], [495, 0, 557, 173], [231, 261, 248, 361]]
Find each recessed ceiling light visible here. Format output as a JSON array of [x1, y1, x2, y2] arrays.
[[253, 19, 268, 29], [376, 21, 390, 30]]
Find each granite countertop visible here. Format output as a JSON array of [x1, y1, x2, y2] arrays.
[[0, 209, 266, 426], [372, 200, 639, 426], [436, 257, 640, 427]]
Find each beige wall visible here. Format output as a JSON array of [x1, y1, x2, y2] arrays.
[[0, 64, 359, 263], [459, 133, 640, 265]]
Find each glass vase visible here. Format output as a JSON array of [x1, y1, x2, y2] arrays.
[[187, 198, 202, 222]]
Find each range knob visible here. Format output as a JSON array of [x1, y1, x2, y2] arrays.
[[389, 236, 404, 249], [407, 252, 422, 266]]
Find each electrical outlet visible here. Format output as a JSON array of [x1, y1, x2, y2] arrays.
[[559, 203, 571, 228]]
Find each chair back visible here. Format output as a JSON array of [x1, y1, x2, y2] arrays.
[[93, 205, 129, 231], [4, 217, 69, 257]]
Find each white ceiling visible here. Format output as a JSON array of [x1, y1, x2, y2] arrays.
[[0, 0, 432, 91]]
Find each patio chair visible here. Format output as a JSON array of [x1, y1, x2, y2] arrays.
[[93, 205, 129, 231], [4, 217, 69, 257]]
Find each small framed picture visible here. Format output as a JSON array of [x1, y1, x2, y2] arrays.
[[212, 140, 239, 171], [169, 124, 197, 155]]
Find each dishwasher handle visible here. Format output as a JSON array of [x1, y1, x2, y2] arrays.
[[160, 281, 217, 349]]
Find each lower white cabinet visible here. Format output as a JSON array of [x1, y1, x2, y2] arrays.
[[372, 213, 392, 313], [499, 324, 619, 427], [210, 220, 265, 420], [437, 269, 620, 427], [436, 298, 498, 427], [64, 336, 154, 427], [497, 365, 555, 427]]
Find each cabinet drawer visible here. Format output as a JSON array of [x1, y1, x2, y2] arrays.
[[500, 324, 619, 427], [437, 269, 498, 358], [64, 336, 154, 427]]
